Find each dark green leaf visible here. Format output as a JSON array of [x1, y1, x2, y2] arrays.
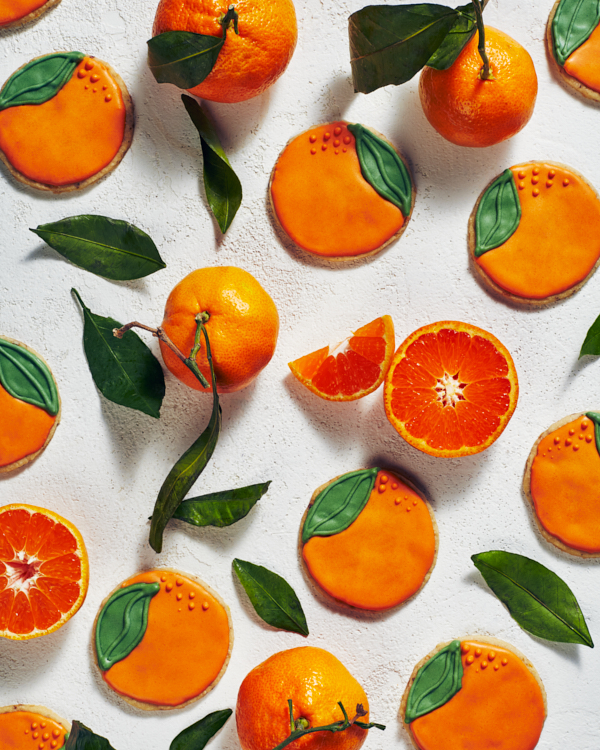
[[72, 289, 165, 418], [405, 640, 463, 722], [349, 4, 460, 93], [580, 315, 600, 357], [474, 169, 521, 257], [170, 710, 232, 750], [233, 559, 309, 636], [302, 468, 378, 544], [64, 722, 117, 750], [172, 482, 270, 527], [31, 215, 166, 281], [472, 550, 594, 647], [426, 3, 476, 68], [182, 95, 242, 233], [585, 412, 600, 456], [0, 338, 59, 416], [0, 52, 84, 111], [552, 0, 600, 65], [147, 31, 225, 88]]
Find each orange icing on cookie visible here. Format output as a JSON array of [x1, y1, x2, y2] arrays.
[[0, 57, 125, 187], [0, 710, 66, 749], [530, 416, 600, 553], [270, 122, 404, 258], [0, 0, 49, 26], [563, 23, 600, 93], [302, 470, 435, 610], [102, 570, 230, 707], [411, 641, 545, 750], [0, 383, 56, 468], [476, 163, 600, 299]]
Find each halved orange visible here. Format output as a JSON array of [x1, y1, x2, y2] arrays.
[[289, 316, 395, 401], [0, 504, 88, 639], [384, 321, 518, 457]]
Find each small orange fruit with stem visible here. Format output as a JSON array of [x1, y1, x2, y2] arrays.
[[288, 316, 395, 401]]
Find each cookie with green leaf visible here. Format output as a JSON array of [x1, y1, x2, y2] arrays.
[[0, 704, 70, 748], [270, 122, 414, 260], [0, 336, 60, 474], [400, 637, 547, 750], [468, 162, 600, 304]]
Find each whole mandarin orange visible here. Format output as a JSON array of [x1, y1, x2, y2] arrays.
[[236, 647, 370, 750], [160, 266, 279, 394], [419, 27, 537, 147], [152, 0, 297, 103]]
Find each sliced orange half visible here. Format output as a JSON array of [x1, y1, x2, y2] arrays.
[[384, 321, 518, 457], [289, 315, 395, 401], [0, 504, 89, 639]]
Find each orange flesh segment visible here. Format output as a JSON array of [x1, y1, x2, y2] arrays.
[[271, 122, 404, 257], [411, 641, 545, 750], [530, 416, 600, 553], [0, 0, 47, 25], [0, 710, 67, 749], [0, 57, 125, 186], [0, 383, 56, 468], [476, 164, 600, 299], [103, 570, 230, 707], [303, 470, 435, 610], [564, 23, 600, 93]]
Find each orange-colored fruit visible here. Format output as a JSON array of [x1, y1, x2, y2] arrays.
[[152, 0, 298, 103], [384, 321, 518, 457], [419, 27, 537, 147], [288, 316, 395, 401], [236, 646, 369, 750], [160, 266, 279, 394], [0, 504, 88, 639]]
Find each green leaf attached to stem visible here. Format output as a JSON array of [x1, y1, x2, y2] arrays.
[[64, 721, 117, 750], [170, 709, 233, 750], [470, 0, 492, 79], [426, 2, 476, 69], [580, 314, 600, 357], [172, 482, 270, 527], [182, 94, 242, 233]]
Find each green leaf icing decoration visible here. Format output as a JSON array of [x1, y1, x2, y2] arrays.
[[585, 412, 600, 458], [95, 582, 160, 670], [302, 467, 378, 544], [0, 339, 59, 416], [474, 169, 521, 258], [405, 640, 463, 723], [553, 0, 600, 66], [0, 52, 85, 112], [347, 124, 412, 216]]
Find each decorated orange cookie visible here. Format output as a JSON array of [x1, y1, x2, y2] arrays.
[[547, 0, 600, 101], [524, 412, 600, 557], [94, 569, 232, 710], [270, 122, 414, 260], [469, 162, 600, 304], [0, 52, 133, 193], [0, 705, 70, 749], [300, 468, 437, 611], [0, 0, 60, 29], [0, 337, 60, 473], [400, 638, 546, 750]]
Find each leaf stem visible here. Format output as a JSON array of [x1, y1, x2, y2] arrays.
[[471, 0, 493, 80], [220, 4, 239, 35]]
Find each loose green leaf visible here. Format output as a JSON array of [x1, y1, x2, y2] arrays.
[[182, 95, 242, 233], [349, 4, 460, 93], [0, 339, 59, 416], [64, 721, 117, 750], [31, 216, 166, 281], [552, 0, 600, 65], [149, 323, 221, 553], [585, 412, 600, 456], [405, 640, 463, 722], [474, 169, 521, 257], [0, 52, 84, 111], [580, 316, 600, 357], [426, 3, 476, 68], [233, 559, 309, 636], [472, 550, 594, 647], [170, 709, 232, 750], [302, 468, 378, 544], [172, 482, 270, 527], [72, 289, 165, 418]]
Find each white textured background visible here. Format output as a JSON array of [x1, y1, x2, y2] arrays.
[[1, 0, 600, 747]]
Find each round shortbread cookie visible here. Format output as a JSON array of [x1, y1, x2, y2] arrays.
[[0, 704, 70, 748], [0, 0, 61, 30]]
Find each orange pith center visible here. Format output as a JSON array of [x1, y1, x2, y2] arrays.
[[434, 372, 467, 408]]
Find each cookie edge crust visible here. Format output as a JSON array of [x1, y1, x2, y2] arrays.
[[299, 468, 438, 612], [0, 704, 71, 738], [468, 161, 600, 306], [91, 567, 234, 712], [269, 121, 416, 262], [0, 53, 134, 194], [546, 0, 600, 103], [0, 0, 62, 30], [0, 335, 61, 474], [523, 411, 600, 558], [399, 636, 548, 750]]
